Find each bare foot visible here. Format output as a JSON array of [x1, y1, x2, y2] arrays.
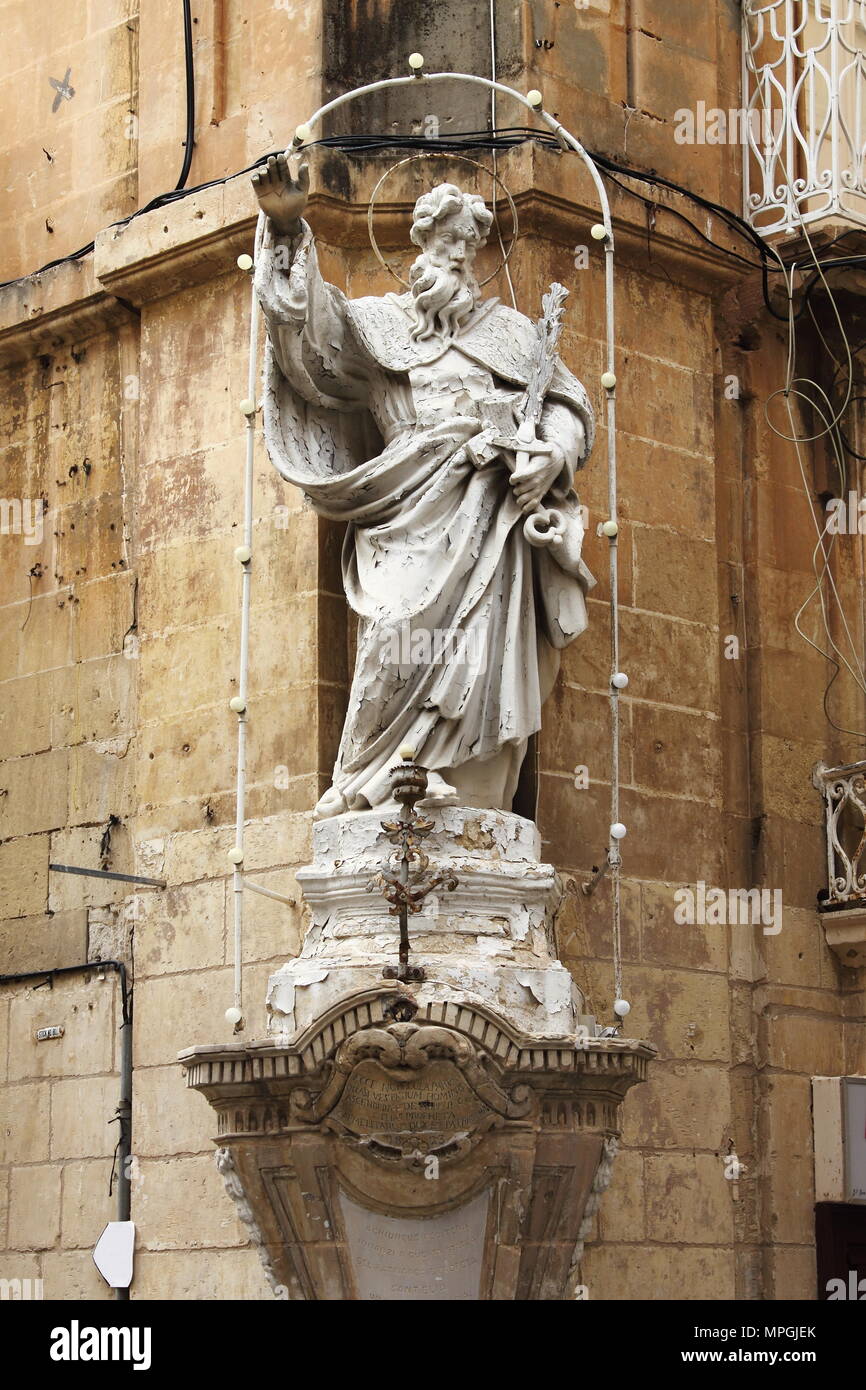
[[417, 771, 461, 808], [313, 786, 349, 820]]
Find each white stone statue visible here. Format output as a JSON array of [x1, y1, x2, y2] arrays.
[[252, 155, 595, 819]]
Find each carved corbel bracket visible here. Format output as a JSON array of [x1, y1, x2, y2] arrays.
[[181, 989, 653, 1300]]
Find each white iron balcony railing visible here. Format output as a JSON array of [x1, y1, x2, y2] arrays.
[[743, 1, 866, 235], [814, 760, 866, 906]]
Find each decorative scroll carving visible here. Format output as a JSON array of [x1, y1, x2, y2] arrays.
[[292, 1021, 532, 1153], [183, 948, 653, 1298], [565, 1135, 619, 1298], [214, 1147, 289, 1300]]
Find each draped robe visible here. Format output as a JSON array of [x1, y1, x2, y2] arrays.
[[255, 219, 596, 811]]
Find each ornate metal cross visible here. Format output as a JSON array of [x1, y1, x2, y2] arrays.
[[366, 753, 458, 983]]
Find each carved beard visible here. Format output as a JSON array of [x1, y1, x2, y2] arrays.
[[408, 252, 480, 342]]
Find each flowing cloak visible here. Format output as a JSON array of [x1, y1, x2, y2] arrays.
[[255, 218, 596, 808]]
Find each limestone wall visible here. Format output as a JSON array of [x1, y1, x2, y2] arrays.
[[0, 1, 863, 1301]]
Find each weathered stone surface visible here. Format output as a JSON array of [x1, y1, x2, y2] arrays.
[[267, 808, 585, 1040], [0, 749, 68, 839], [134, 969, 235, 1070], [131, 1248, 272, 1301], [596, 1146, 645, 1243], [8, 974, 115, 1080], [50, 1077, 119, 1160], [621, 1063, 731, 1150], [0, 909, 87, 975], [59, 1158, 115, 1250], [1, 1082, 51, 1163], [8, 1165, 61, 1249], [582, 1242, 736, 1300], [645, 1152, 733, 1245], [41, 1249, 112, 1301], [133, 1065, 216, 1158], [134, 880, 226, 978], [136, 1155, 248, 1250]]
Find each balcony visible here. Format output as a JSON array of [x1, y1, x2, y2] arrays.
[[813, 760, 866, 966], [743, 0, 866, 236]]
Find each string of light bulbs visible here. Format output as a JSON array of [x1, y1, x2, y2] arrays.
[[224, 59, 632, 1034]]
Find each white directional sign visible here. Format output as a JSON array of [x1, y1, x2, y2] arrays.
[[93, 1221, 135, 1288]]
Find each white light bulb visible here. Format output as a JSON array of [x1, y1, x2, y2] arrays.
[[294, 123, 311, 145], [240, 398, 256, 417], [227, 847, 244, 864], [234, 545, 251, 564], [590, 223, 607, 241], [610, 822, 627, 840], [236, 253, 254, 272], [601, 371, 617, 390], [527, 89, 543, 108], [229, 696, 246, 713], [399, 744, 416, 761], [611, 672, 629, 690], [225, 1006, 243, 1027], [613, 998, 631, 1018], [601, 519, 618, 538], [408, 52, 424, 70]]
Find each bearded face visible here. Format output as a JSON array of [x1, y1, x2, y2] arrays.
[[408, 207, 485, 342]]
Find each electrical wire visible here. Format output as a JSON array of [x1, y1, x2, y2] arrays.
[[4, 121, 861, 300], [742, 7, 866, 741], [175, 0, 196, 191], [488, 0, 518, 309]]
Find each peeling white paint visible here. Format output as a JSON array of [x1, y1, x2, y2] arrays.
[[267, 808, 588, 1039]]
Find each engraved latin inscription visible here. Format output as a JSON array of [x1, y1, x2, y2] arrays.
[[333, 1060, 488, 1141]]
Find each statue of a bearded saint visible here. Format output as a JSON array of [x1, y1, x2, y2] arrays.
[[252, 155, 595, 819]]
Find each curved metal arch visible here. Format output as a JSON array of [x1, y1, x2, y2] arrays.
[[289, 70, 614, 240]]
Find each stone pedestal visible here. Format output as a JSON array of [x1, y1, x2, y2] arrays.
[[267, 808, 588, 1040], [180, 807, 653, 1300]]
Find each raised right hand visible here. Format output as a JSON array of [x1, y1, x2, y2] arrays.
[[251, 154, 310, 238]]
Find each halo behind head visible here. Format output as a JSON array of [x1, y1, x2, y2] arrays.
[[366, 154, 517, 289]]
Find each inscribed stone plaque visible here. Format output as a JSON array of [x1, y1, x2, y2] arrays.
[[339, 1189, 490, 1300], [332, 1059, 489, 1150]]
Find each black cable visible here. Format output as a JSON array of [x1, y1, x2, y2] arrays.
[[3, 134, 548, 290], [315, 132, 795, 320], [313, 126, 560, 154], [586, 150, 792, 321], [592, 162, 764, 272], [0, 122, 855, 311], [175, 0, 196, 191], [0, 238, 97, 285], [0, 958, 131, 1023]]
